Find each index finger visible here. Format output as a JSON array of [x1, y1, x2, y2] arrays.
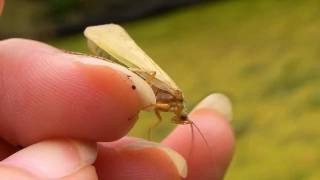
[[0, 39, 155, 146]]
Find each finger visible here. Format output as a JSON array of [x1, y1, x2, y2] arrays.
[[0, 163, 98, 180], [0, 39, 155, 146], [0, 139, 98, 179], [162, 93, 235, 180], [94, 137, 187, 180]]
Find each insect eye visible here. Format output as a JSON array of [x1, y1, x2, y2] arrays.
[[180, 114, 188, 121]]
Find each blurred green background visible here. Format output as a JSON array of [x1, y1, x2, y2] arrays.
[[1, 0, 320, 179]]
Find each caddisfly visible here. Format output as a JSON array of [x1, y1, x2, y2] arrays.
[[83, 24, 208, 142], [84, 24, 189, 123]]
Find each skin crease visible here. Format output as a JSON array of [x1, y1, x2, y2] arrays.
[[0, 36, 234, 179], [0, 139, 18, 160]]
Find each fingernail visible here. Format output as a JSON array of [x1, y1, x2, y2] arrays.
[[71, 55, 156, 108], [125, 140, 188, 178], [193, 93, 233, 121], [2, 139, 97, 179]]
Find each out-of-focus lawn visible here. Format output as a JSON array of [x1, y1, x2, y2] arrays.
[[50, 0, 320, 179]]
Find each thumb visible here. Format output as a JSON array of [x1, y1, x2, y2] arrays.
[[0, 139, 98, 179]]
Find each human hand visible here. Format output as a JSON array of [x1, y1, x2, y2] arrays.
[[0, 39, 234, 179]]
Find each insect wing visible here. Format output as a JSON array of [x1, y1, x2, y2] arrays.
[[84, 24, 180, 91]]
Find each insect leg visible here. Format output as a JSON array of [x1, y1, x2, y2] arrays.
[[148, 109, 163, 140]]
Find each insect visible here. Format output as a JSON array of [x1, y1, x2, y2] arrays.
[[84, 24, 189, 123], [83, 24, 208, 143]]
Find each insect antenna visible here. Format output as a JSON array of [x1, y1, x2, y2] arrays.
[[187, 121, 195, 160], [187, 119, 212, 159]]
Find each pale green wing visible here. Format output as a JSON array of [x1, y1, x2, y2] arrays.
[[83, 24, 179, 91]]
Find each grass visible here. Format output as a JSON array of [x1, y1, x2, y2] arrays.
[[50, 0, 320, 179]]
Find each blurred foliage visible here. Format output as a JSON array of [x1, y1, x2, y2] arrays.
[[50, 0, 320, 179], [0, 0, 50, 38], [0, 0, 209, 38]]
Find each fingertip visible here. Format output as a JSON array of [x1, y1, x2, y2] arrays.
[[192, 93, 233, 121], [95, 138, 183, 180], [2, 139, 97, 179], [190, 108, 235, 163], [162, 109, 235, 179], [74, 55, 156, 108], [0, 39, 149, 145]]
